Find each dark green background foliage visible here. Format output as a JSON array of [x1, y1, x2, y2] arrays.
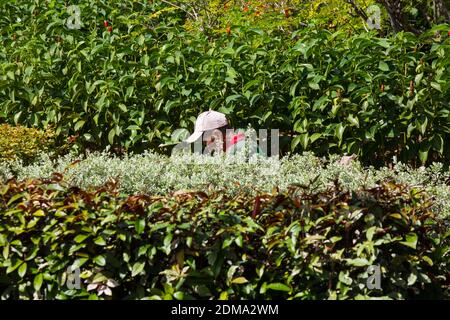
[[0, 177, 448, 299], [0, 1, 449, 166]]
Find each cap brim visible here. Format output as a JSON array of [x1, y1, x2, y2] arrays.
[[184, 130, 203, 143]]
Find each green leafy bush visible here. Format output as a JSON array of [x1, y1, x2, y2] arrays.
[[0, 177, 448, 299], [0, 124, 57, 164], [1, 1, 449, 166]]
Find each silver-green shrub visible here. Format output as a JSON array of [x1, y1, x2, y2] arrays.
[[1, 150, 449, 217]]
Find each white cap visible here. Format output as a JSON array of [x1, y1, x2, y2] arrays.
[[185, 110, 228, 143]]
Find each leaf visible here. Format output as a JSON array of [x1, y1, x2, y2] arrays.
[[430, 82, 441, 92], [131, 262, 145, 277], [422, 256, 433, 266], [346, 258, 370, 267], [118, 104, 128, 112], [400, 233, 418, 249], [389, 213, 402, 219], [309, 133, 322, 143], [308, 81, 320, 90], [407, 123, 415, 138], [347, 114, 359, 128], [432, 135, 444, 154], [6, 66, 17, 79], [378, 61, 389, 72], [335, 123, 346, 143], [231, 277, 248, 284], [94, 236, 106, 246], [173, 291, 184, 300], [94, 255, 106, 266], [407, 273, 417, 286], [74, 234, 89, 243], [419, 149, 428, 164], [74, 120, 85, 131], [2, 246, 9, 260], [46, 184, 65, 192], [34, 273, 44, 292], [108, 128, 116, 145], [135, 219, 146, 235], [366, 226, 376, 241], [7, 193, 24, 206], [18, 262, 27, 278], [72, 258, 89, 269], [415, 73, 423, 85], [266, 283, 291, 292], [417, 117, 428, 135], [225, 94, 243, 104]]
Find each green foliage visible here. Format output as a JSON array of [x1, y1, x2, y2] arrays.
[[0, 176, 448, 299], [0, 124, 57, 164], [0, 1, 449, 166]]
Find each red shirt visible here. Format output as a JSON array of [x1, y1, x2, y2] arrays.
[[225, 132, 245, 153]]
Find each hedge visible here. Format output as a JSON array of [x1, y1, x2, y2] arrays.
[[0, 176, 448, 299]]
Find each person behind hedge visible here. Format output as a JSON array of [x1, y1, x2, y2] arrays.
[[184, 110, 262, 155]]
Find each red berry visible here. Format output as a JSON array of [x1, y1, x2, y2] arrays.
[[108, 26, 113, 33], [448, 30, 450, 36], [284, 8, 290, 18], [104, 20, 108, 27]]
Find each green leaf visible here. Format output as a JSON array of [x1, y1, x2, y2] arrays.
[[225, 94, 243, 104], [74, 234, 89, 243], [347, 114, 359, 128], [407, 123, 415, 138], [7, 71, 15, 80], [135, 219, 146, 235], [131, 262, 145, 277], [407, 273, 417, 286], [346, 258, 370, 267], [335, 123, 346, 143], [419, 149, 428, 164], [173, 291, 184, 300], [72, 258, 89, 269], [74, 120, 85, 131], [7, 193, 24, 206], [94, 236, 106, 246], [231, 277, 248, 284], [94, 255, 106, 266], [430, 82, 441, 92], [308, 81, 320, 90], [422, 256, 433, 266], [309, 133, 322, 143], [18, 262, 27, 278], [108, 128, 116, 145], [366, 226, 376, 241], [266, 283, 291, 292], [432, 135, 444, 154], [400, 233, 418, 249], [415, 73, 423, 85], [2, 246, 9, 260], [378, 61, 389, 72], [417, 117, 428, 135], [34, 273, 44, 292]]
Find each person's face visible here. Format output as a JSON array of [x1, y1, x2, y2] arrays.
[[203, 129, 226, 152]]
